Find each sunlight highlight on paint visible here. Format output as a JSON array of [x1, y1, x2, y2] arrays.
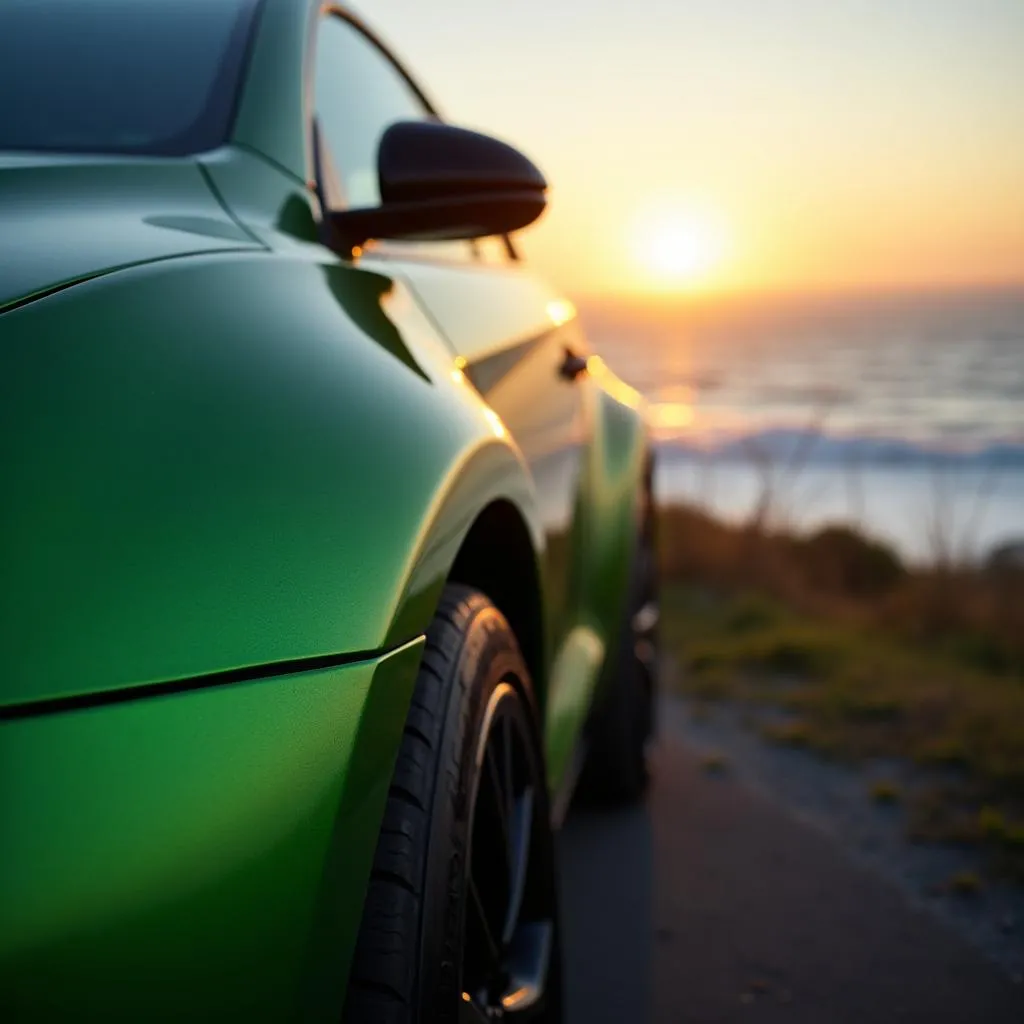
[[585, 355, 644, 409], [483, 407, 506, 437]]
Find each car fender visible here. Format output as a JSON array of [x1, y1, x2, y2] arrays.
[[0, 248, 554, 1015], [0, 250, 543, 710], [581, 360, 649, 654]]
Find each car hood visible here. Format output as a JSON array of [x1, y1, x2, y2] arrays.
[[0, 154, 262, 312]]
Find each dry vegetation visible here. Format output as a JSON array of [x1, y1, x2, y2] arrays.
[[658, 502, 1024, 880], [659, 503, 1024, 675]]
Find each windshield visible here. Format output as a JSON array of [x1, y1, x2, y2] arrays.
[[0, 0, 261, 157]]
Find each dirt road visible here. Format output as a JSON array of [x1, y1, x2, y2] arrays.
[[559, 721, 1024, 1023]]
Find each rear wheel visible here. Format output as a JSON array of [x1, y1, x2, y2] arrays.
[[577, 529, 659, 806], [343, 586, 563, 1024]]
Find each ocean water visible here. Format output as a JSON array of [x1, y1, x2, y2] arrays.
[[580, 287, 1024, 562]]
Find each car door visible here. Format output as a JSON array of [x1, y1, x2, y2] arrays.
[[382, 258, 602, 795], [313, 10, 603, 792]]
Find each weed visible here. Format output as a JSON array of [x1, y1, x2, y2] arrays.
[[870, 780, 902, 804], [948, 871, 983, 896], [762, 719, 814, 748], [978, 808, 1024, 849], [658, 500, 1024, 878], [700, 752, 730, 775]]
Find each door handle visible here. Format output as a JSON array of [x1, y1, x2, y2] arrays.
[[559, 347, 589, 382]]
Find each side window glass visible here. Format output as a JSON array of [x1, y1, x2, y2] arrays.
[[313, 14, 508, 264], [315, 16, 427, 208], [474, 236, 515, 265]]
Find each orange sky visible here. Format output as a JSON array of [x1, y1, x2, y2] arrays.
[[364, 0, 1024, 298]]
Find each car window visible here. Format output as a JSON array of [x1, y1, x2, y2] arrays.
[[0, 0, 259, 156], [314, 14, 514, 265], [314, 15, 430, 209]]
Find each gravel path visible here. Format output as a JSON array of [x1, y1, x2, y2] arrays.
[[661, 696, 1024, 981], [558, 694, 1024, 1023]]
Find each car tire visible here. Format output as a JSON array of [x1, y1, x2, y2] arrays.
[[343, 585, 563, 1024], [577, 534, 659, 806]]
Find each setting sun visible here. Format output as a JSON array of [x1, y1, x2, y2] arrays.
[[631, 204, 729, 290]]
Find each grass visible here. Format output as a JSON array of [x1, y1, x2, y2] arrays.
[[699, 751, 731, 775], [658, 505, 1024, 678], [948, 871, 984, 896], [869, 780, 902, 804], [664, 584, 1024, 785], [658, 503, 1024, 880]]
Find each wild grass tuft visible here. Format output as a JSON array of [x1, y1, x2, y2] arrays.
[[948, 871, 983, 896], [869, 780, 902, 804], [658, 504, 1024, 678], [699, 751, 730, 775], [659, 501, 1024, 880]]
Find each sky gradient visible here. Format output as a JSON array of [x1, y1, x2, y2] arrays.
[[358, 0, 1024, 298]]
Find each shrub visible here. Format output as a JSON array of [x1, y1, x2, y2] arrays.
[[793, 524, 906, 597]]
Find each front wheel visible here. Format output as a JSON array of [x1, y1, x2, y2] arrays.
[[343, 586, 563, 1024]]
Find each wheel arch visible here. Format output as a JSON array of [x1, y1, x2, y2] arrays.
[[583, 378, 652, 644], [446, 499, 546, 709]]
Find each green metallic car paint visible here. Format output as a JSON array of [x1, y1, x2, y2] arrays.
[[0, 0, 649, 1017], [372, 255, 647, 788], [0, 639, 424, 1020], [201, 145, 323, 250], [231, 0, 315, 187], [0, 155, 261, 312], [0, 249, 532, 706]]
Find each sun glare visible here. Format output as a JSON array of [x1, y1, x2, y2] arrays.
[[632, 204, 729, 290]]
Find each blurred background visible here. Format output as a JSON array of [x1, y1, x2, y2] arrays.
[[361, 0, 1023, 563], [359, 4, 1024, 1012]]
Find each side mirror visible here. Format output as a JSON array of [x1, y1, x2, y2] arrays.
[[328, 121, 548, 252]]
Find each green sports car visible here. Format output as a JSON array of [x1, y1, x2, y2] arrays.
[[0, 1, 658, 1019]]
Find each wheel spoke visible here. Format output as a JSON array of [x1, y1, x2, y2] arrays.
[[467, 870, 502, 969], [484, 743, 513, 877], [500, 716, 519, 892], [501, 715, 516, 826], [463, 689, 558, 1019], [502, 787, 534, 943], [499, 921, 553, 1017]]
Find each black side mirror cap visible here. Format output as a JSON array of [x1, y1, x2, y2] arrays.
[[378, 120, 547, 203], [328, 121, 548, 251]]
